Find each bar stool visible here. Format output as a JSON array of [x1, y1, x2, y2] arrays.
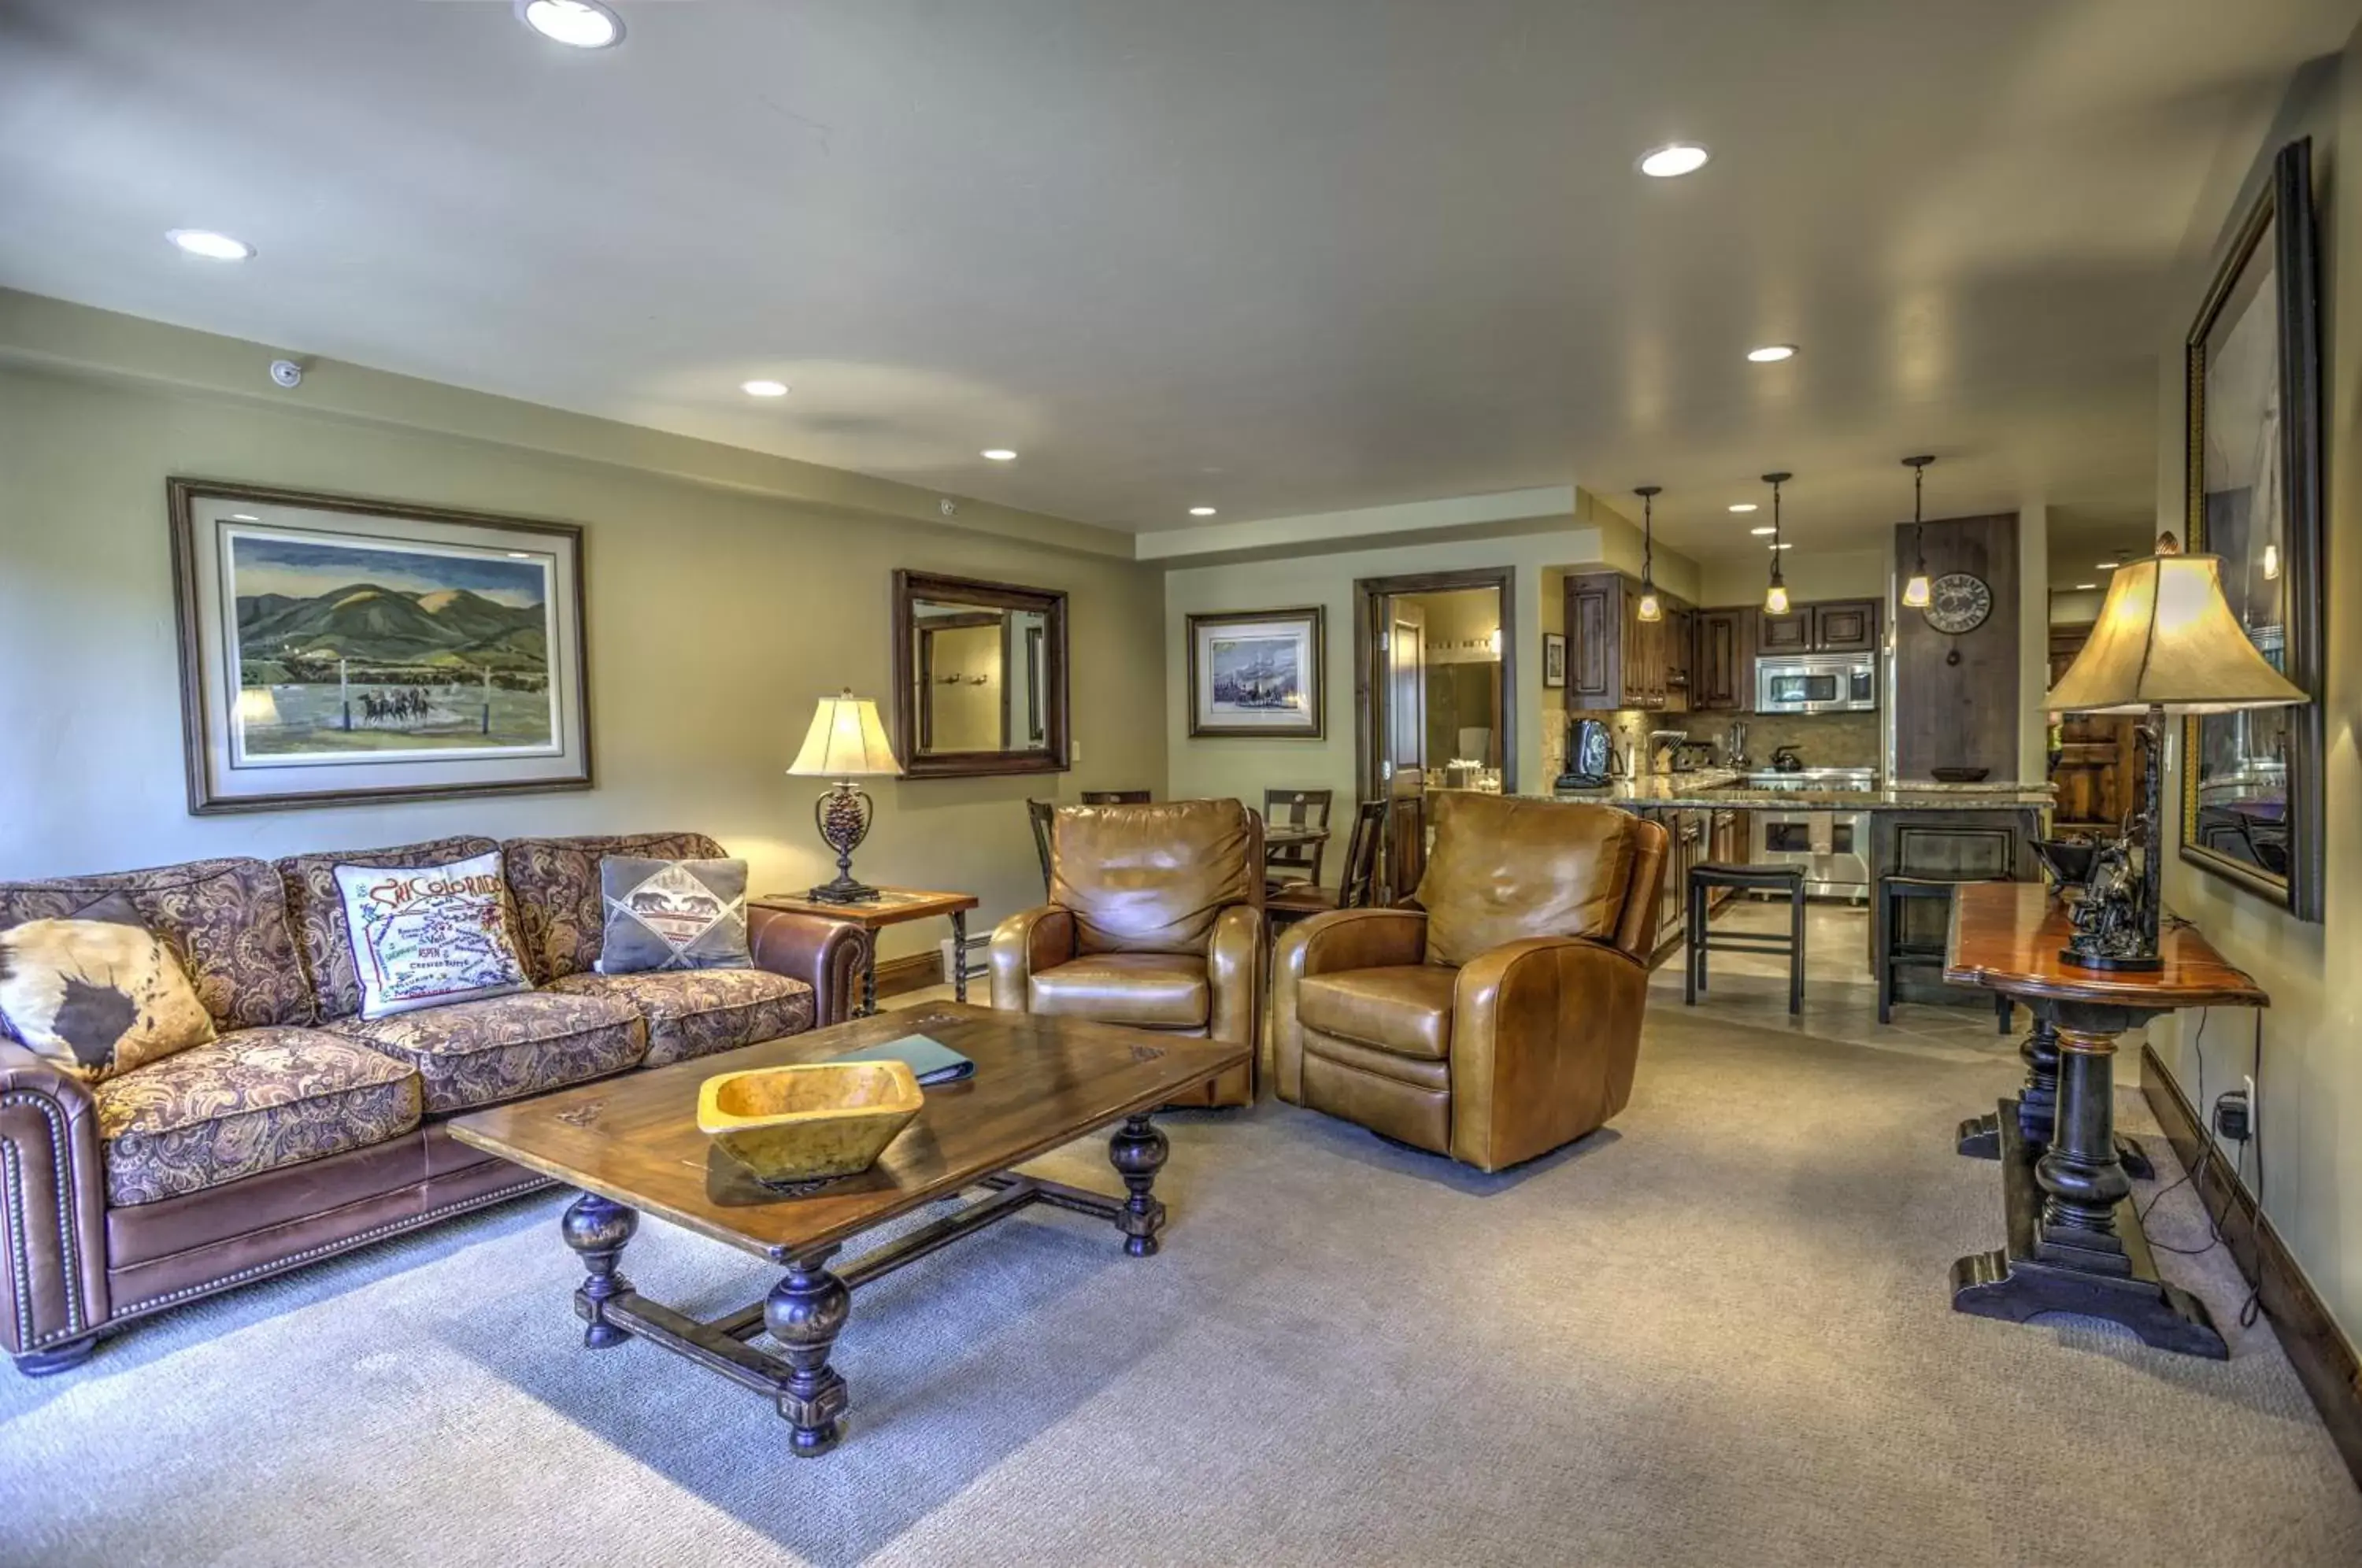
[[1686, 863, 1806, 1015], [1877, 875, 2014, 1030]]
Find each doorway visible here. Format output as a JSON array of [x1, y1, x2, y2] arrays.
[[1353, 568, 1516, 897]]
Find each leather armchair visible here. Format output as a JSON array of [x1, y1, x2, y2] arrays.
[[990, 798, 1264, 1108], [1272, 792, 1668, 1171]]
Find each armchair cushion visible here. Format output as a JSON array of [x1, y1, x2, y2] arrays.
[[1027, 953, 1209, 1029], [1296, 963, 1455, 1060], [1416, 793, 1638, 967], [1049, 799, 1259, 956]]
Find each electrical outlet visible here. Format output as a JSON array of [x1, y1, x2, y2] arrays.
[[2245, 1074, 2258, 1143]]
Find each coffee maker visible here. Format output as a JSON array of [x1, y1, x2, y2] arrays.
[[1557, 717, 1616, 790]]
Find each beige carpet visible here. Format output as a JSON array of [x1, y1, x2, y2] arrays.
[[2, 1004, 2356, 1566]]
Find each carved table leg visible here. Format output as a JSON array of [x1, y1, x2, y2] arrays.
[[859, 931, 879, 1017], [767, 1248, 852, 1456], [950, 910, 968, 1004], [2015, 1018, 2060, 1145], [2036, 1026, 2132, 1272], [561, 1191, 638, 1349], [1108, 1113, 1168, 1257]]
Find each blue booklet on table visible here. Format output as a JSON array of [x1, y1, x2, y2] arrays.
[[832, 1034, 976, 1087]]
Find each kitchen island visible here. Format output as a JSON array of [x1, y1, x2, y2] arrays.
[[1521, 772, 2054, 986]]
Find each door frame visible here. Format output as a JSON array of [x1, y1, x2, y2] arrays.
[[1351, 566, 1519, 803]]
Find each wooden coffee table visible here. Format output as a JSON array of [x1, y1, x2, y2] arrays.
[[446, 1002, 1247, 1456]]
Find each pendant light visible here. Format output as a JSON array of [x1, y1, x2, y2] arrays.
[[1762, 472, 1792, 616], [1635, 485, 1664, 622], [1901, 454, 1935, 609]]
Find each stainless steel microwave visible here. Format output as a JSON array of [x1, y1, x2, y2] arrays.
[[1756, 653, 1877, 714]]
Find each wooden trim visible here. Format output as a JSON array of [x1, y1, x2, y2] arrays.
[[2140, 1043, 2362, 1486], [1349, 566, 1519, 803], [872, 951, 943, 1000], [890, 569, 1069, 778]]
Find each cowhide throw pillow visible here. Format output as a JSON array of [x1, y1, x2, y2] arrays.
[[0, 893, 218, 1082], [332, 851, 532, 1019], [595, 856, 752, 974]]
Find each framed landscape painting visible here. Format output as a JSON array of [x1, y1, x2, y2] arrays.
[[1187, 607, 1324, 738], [170, 479, 593, 813]]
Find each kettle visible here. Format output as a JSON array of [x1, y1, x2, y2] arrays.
[[1771, 745, 1804, 774], [1557, 718, 1616, 790]]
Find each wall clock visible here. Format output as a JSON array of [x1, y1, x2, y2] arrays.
[[1925, 571, 1993, 635]]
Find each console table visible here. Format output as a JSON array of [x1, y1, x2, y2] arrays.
[[752, 888, 979, 1015], [1941, 882, 2264, 1358]]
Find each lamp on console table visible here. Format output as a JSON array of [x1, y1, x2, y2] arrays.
[[787, 690, 901, 904], [2043, 533, 2306, 970]]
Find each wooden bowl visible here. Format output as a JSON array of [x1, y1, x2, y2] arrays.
[[697, 1060, 923, 1185]]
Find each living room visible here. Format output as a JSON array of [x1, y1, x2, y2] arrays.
[[5, 3, 2362, 1564]]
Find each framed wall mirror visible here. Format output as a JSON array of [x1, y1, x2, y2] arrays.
[[2178, 136, 2325, 920], [891, 570, 1069, 778]]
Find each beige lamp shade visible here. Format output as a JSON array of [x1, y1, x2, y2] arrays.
[[788, 690, 901, 777], [2044, 540, 2308, 716], [234, 686, 280, 727]]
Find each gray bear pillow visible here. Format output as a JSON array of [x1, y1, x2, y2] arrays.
[[595, 857, 753, 974]]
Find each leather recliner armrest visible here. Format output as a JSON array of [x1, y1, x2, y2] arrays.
[[746, 906, 868, 1027], [1205, 903, 1265, 1056], [1449, 935, 1650, 1172], [989, 905, 1076, 1010], [0, 1040, 111, 1360], [1269, 907, 1429, 1104]]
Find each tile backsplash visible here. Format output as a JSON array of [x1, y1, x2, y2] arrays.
[[1557, 709, 1880, 775]]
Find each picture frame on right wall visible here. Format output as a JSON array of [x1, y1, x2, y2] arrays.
[[2177, 136, 2326, 921], [1542, 632, 1567, 689]]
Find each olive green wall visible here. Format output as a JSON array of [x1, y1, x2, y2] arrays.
[[2151, 42, 2362, 1353], [0, 296, 1166, 960]]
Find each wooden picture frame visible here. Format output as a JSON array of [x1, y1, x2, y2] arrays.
[[891, 570, 1070, 778], [1542, 632, 1568, 689], [1187, 607, 1326, 738], [2176, 137, 2326, 921], [169, 478, 592, 814]]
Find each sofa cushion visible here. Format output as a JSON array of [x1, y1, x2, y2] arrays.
[[546, 967, 812, 1067], [276, 836, 504, 1021], [330, 990, 646, 1114], [502, 834, 727, 982], [1049, 801, 1258, 957], [1298, 964, 1457, 1060], [94, 1027, 422, 1207], [331, 851, 534, 1019], [0, 858, 313, 1034], [1027, 952, 1210, 1029], [1416, 793, 1637, 968], [0, 893, 217, 1082]]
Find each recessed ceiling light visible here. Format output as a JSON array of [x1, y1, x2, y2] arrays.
[[1188, 506, 1218, 517], [1746, 344, 1797, 363], [741, 379, 788, 398], [2074, 582, 2098, 590], [980, 449, 1017, 461], [516, 0, 624, 49], [1638, 143, 1710, 179], [1728, 503, 1758, 513], [1770, 541, 1794, 550], [166, 228, 253, 261], [1749, 526, 1777, 536]]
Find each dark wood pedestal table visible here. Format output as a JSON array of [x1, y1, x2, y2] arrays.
[[752, 888, 979, 1015], [1941, 883, 2265, 1358], [448, 1004, 1246, 1457]]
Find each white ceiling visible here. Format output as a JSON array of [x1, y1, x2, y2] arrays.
[[2, 1, 2352, 560]]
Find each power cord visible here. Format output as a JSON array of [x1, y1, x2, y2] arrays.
[[2134, 1008, 2266, 1329]]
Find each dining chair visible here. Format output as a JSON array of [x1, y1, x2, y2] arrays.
[[1080, 790, 1153, 804], [1025, 798, 1057, 894], [1268, 797, 1387, 932], [1263, 787, 1334, 889]]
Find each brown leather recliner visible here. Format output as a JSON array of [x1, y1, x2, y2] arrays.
[[1272, 792, 1668, 1171], [990, 798, 1264, 1108]]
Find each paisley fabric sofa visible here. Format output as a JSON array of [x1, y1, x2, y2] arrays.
[[0, 831, 864, 1374]]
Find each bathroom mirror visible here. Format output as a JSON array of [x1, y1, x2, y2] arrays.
[[890, 570, 1068, 778]]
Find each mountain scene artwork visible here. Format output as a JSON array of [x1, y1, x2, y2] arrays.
[[228, 528, 560, 760]]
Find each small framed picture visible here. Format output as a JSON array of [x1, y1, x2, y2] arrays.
[[1542, 632, 1568, 689], [1187, 607, 1325, 738]]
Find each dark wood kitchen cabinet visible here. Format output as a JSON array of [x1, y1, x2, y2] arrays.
[[1757, 608, 1812, 653], [1811, 599, 1879, 653], [1566, 571, 1690, 712], [1691, 607, 1755, 712]]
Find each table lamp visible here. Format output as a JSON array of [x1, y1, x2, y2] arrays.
[[2042, 533, 2307, 970], [787, 690, 901, 904]]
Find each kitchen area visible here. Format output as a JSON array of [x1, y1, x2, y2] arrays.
[[1548, 520, 2053, 1010]]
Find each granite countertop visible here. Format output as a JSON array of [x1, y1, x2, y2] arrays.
[[1534, 770, 2055, 811]]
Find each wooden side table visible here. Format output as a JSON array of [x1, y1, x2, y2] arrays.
[[1942, 882, 2265, 1357], [751, 889, 981, 1016]]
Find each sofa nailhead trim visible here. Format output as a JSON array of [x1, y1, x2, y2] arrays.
[[116, 1176, 551, 1318], [2, 1090, 85, 1346]]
